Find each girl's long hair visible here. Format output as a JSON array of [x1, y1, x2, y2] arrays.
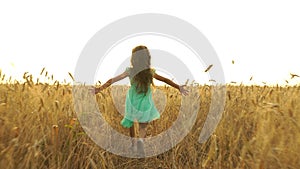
[[130, 45, 153, 94]]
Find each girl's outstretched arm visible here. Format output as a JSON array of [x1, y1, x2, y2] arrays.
[[153, 73, 189, 95], [94, 71, 128, 94]]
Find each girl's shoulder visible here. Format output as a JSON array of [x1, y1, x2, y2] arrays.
[[126, 67, 132, 73], [150, 67, 156, 75]]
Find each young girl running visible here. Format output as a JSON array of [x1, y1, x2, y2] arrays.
[[94, 45, 188, 153]]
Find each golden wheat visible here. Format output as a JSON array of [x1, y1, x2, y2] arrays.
[[0, 70, 299, 168]]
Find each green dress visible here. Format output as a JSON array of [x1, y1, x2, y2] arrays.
[[121, 67, 160, 128]]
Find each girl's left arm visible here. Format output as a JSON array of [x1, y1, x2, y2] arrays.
[[153, 73, 189, 96], [95, 71, 128, 94]]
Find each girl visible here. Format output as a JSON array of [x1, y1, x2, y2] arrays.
[[94, 45, 188, 153]]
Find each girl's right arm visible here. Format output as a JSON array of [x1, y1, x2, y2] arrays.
[[94, 71, 128, 94], [153, 73, 189, 95]]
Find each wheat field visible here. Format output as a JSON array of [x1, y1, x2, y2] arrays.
[[0, 71, 299, 169]]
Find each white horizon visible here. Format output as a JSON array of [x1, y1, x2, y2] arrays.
[[0, 1, 300, 86]]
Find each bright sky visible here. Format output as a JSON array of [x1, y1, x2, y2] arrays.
[[0, 0, 300, 85]]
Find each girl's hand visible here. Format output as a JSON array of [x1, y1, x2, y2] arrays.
[[95, 87, 101, 94], [179, 85, 189, 96], [90, 87, 101, 94]]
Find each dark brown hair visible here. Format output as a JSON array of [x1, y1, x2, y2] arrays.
[[130, 45, 153, 94]]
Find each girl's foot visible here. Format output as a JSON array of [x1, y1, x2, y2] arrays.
[[129, 142, 137, 153], [137, 138, 145, 157]]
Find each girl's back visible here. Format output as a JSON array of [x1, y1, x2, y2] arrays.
[[124, 66, 159, 125]]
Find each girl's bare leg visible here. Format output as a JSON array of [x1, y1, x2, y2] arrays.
[[137, 123, 147, 156], [139, 123, 148, 138], [129, 124, 135, 146]]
